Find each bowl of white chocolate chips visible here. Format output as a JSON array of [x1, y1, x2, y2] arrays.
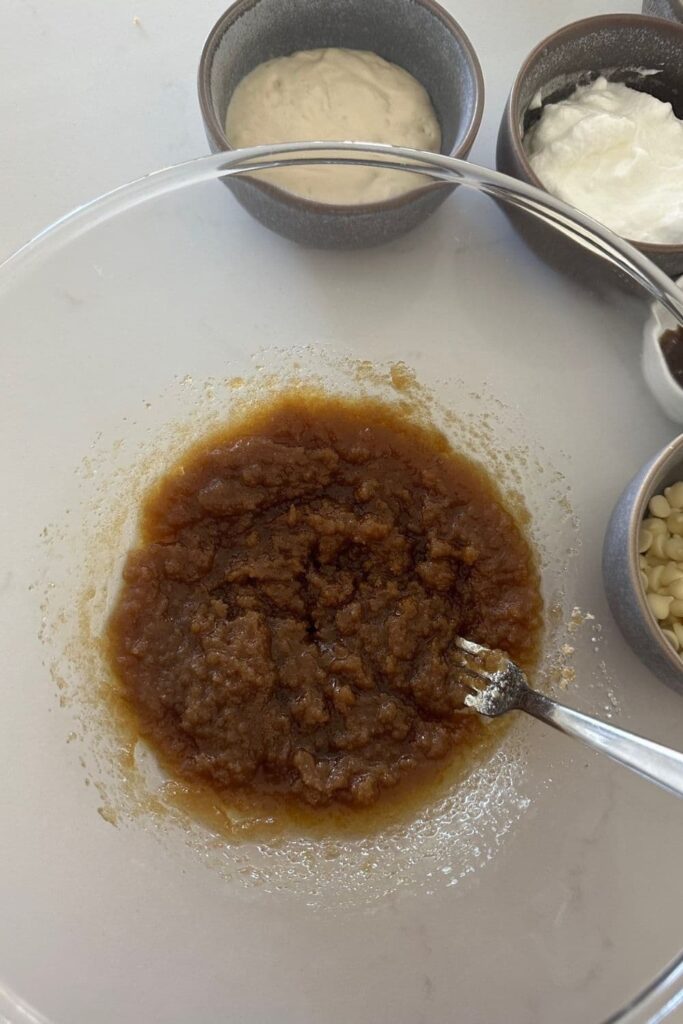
[[604, 433, 683, 692]]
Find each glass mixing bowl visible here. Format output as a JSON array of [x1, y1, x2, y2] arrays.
[[1, 144, 683, 1024]]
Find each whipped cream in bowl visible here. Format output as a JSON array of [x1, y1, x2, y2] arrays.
[[525, 75, 683, 246], [497, 13, 683, 278]]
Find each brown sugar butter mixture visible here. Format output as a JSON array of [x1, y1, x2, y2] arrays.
[[107, 393, 542, 811]]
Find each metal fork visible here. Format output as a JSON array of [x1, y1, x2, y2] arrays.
[[455, 637, 683, 799]]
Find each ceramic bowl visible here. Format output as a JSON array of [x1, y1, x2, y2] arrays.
[[497, 14, 683, 282], [198, 0, 483, 248], [603, 434, 683, 692]]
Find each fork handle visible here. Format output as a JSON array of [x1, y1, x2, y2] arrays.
[[519, 688, 683, 799]]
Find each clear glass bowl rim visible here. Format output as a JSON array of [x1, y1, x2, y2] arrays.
[[1, 140, 682, 1024]]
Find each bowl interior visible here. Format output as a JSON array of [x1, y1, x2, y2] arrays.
[[2, 159, 683, 1024], [514, 17, 683, 145], [647, 451, 683, 500], [204, 0, 480, 156]]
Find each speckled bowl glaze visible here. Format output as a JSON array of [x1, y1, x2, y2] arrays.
[[643, 0, 683, 23], [497, 14, 683, 282], [198, 0, 483, 248], [603, 434, 683, 693]]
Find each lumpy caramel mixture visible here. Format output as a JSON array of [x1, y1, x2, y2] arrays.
[[107, 394, 542, 812]]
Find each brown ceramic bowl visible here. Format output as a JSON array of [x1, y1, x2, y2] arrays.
[[198, 0, 483, 249], [497, 14, 683, 282]]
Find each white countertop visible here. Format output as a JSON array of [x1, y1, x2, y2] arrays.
[[4, 2, 682, 1024]]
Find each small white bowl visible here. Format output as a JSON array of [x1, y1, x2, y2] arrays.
[[642, 275, 683, 423]]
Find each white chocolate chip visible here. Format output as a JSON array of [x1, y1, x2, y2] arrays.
[[638, 529, 653, 554], [667, 511, 683, 536], [647, 593, 673, 619], [643, 517, 667, 536], [650, 494, 671, 518], [662, 628, 680, 651], [667, 536, 683, 561], [651, 534, 668, 560], [665, 482, 683, 509], [661, 563, 683, 586]]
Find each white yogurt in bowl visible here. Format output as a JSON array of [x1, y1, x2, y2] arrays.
[[525, 76, 683, 245]]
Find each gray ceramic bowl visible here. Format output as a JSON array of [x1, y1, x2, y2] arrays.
[[198, 0, 483, 249], [603, 434, 683, 692], [497, 14, 683, 282], [643, 0, 683, 23]]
